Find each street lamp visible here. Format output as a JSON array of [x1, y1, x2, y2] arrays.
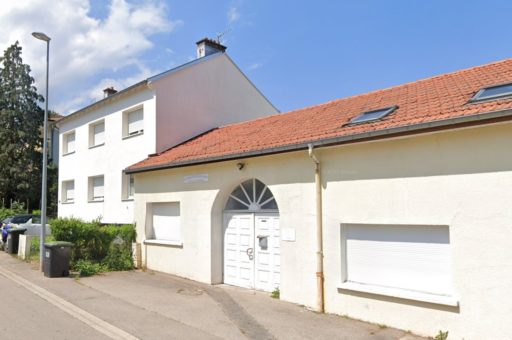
[[32, 31, 50, 271]]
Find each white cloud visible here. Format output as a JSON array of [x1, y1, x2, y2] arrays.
[[0, 0, 182, 114], [248, 62, 262, 71], [227, 5, 240, 24]]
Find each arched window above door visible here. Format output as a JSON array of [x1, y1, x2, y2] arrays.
[[225, 179, 278, 212]]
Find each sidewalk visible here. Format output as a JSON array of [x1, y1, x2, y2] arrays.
[[0, 252, 425, 340]]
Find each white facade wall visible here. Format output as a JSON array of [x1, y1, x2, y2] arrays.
[[58, 88, 157, 223], [134, 122, 512, 339]]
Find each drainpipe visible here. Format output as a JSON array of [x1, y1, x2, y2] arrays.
[[308, 144, 324, 313]]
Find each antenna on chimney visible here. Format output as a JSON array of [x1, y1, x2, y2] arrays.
[[216, 28, 232, 44]]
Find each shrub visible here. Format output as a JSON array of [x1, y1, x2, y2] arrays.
[[102, 242, 134, 271], [51, 218, 136, 263], [74, 260, 105, 277]]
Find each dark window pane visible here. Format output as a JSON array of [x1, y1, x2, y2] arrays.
[[261, 198, 278, 210], [350, 107, 396, 124], [230, 185, 249, 204], [241, 179, 254, 203], [476, 84, 512, 100], [225, 197, 249, 210]]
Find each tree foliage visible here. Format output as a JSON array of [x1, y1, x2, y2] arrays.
[[0, 41, 44, 208]]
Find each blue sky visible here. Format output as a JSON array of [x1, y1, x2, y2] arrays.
[[2, 1, 512, 114]]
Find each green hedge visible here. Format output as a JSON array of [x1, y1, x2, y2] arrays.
[[50, 217, 136, 263]]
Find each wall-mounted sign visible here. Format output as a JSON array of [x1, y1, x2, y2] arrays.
[[183, 174, 209, 184]]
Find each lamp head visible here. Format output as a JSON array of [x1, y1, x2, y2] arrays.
[[32, 32, 51, 42]]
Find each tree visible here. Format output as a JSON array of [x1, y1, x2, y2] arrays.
[[0, 41, 44, 209]]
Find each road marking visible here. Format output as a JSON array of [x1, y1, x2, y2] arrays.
[[0, 266, 139, 340]]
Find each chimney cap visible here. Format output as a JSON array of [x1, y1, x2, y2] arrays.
[[195, 37, 227, 52], [103, 86, 118, 97]]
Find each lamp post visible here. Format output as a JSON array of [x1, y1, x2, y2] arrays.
[[32, 31, 50, 271]]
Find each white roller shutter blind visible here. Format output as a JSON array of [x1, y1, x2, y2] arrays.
[[344, 224, 452, 295], [152, 202, 181, 241], [128, 109, 143, 135], [92, 176, 104, 199], [93, 122, 105, 145], [65, 181, 74, 201], [66, 133, 75, 153]]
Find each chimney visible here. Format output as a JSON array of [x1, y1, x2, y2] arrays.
[[103, 86, 117, 98], [196, 38, 227, 58]]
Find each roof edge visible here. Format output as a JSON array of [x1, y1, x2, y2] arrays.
[[126, 108, 512, 174]]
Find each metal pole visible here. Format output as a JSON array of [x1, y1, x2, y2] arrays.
[[39, 39, 49, 271]]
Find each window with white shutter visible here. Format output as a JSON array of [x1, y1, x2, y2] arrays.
[[88, 175, 104, 201], [339, 224, 456, 305], [89, 120, 105, 147], [149, 202, 181, 243], [123, 108, 143, 138], [62, 180, 74, 203], [63, 132, 75, 154]]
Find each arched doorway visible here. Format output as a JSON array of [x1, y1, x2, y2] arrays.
[[223, 178, 280, 292]]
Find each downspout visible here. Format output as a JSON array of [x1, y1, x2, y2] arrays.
[[308, 144, 324, 313]]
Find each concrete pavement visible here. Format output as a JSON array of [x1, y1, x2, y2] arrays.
[[0, 252, 425, 339]]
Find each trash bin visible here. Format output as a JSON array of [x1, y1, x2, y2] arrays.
[[6, 228, 27, 254], [43, 241, 74, 278]]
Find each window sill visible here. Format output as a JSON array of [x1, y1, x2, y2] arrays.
[[337, 281, 458, 307], [122, 131, 144, 140], [88, 143, 105, 149], [88, 199, 104, 203], [144, 239, 183, 247], [60, 201, 74, 205], [121, 198, 134, 202], [63, 151, 75, 156]]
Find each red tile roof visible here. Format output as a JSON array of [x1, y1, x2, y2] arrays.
[[128, 58, 512, 173]]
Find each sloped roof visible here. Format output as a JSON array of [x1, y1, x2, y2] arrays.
[[128, 58, 512, 173]]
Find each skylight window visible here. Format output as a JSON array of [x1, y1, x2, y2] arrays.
[[472, 83, 512, 102], [349, 106, 397, 124]]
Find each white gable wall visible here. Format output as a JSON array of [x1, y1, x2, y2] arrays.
[[153, 54, 278, 153], [133, 122, 512, 339]]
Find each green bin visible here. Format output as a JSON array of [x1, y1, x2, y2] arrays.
[[43, 241, 74, 278]]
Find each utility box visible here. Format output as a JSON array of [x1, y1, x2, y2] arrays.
[[43, 241, 74, 278], [6, 228, 27, 254], [17, 234, 34, 260]]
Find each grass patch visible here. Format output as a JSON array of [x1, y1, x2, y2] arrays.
[[271, 287, 280, 299]]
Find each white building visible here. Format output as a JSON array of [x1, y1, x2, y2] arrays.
[[57, 39, 278, 224], [127, 58, 512, 339]]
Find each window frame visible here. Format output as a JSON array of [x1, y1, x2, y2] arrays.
[[122, 106, 144, 139], [144, 202, 182, 247], [61, 180, 75, 204], [470, 82, 512, 102], [89, 119, 105, 149], [62, 131, 76, 155], [348, 106, 398, 125], [121, 171, 135, 201], [338, 223, 458, 306], [88, 175, 104, 202]]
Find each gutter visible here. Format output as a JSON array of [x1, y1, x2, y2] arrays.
[[126, 108, 512, 174], [308, 144, 324, 313]]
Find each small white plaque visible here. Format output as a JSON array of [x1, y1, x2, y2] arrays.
[[183, 174, 208, 184], [281, 228, 296, 242], [45, 251, 50, 258]]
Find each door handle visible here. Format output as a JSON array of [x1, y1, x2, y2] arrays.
[[246, 247, 254, 260]]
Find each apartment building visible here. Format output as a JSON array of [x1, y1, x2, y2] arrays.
[[57, 39, 278, 224]]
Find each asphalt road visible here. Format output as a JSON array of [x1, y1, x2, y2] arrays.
[[0, 273, 109, 340]]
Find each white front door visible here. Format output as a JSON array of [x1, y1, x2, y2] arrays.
[[223, 213, 280, 292]]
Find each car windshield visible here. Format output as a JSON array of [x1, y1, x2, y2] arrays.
[[11, 215, 32, 224], [1, 217, 12, 224], [32, 216, 41, 223]]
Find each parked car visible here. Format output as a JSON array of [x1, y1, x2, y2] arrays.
[[8, 214, 51, 236], [1, 216, 13, 229]]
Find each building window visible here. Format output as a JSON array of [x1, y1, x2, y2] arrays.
[[88, 175, 104, 202], [348, 106, 397, 125], [471, 82, 512, 102], [61, 180, 74, 203], [122, 172, 135, 200], [63, 131, 75, 155], [339, 224, 456, 305], [146, 202, 181, 244], [123, 107, 143, 138], [89, 120, 105, 148]]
